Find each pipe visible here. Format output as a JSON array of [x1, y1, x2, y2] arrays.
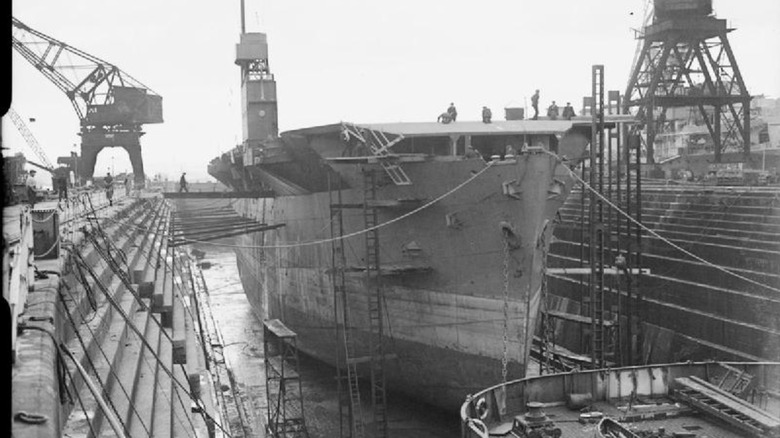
[[60, 347, 128, 438]]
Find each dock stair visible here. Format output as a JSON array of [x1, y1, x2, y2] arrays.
[[55, 197, 224, 437], [673, 375, 780, 437]]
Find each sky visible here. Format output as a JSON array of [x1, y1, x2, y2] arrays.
[[7, 0, 780, 185]]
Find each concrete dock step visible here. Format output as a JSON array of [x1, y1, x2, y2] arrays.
[[57, 197, 220, 438], [151, 324, 173, 438], [126, 306, 161, 437]]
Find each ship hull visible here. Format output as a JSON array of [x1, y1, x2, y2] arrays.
[[229, 154, 573, 409]]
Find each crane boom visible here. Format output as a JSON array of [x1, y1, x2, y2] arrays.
[[11, 16, 163, 186], [626, 0, 655, 92], [12, 17, 163, 126], [7, 107, 55, 170]]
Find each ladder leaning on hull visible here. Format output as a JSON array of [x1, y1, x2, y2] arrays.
[[329, 176, 366, 438], [328, 169, 390, 438], [363, 171, 388, 438]]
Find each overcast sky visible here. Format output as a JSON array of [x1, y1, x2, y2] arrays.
[[7, 0, 780, 184]]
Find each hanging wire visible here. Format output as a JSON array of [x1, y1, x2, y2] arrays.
[[69, 203, 236, 437], [173, 161, 496, 249], [73, 196, 200, 435], [66, 252, 151, 437], [19, 324, 127, 438], [61, 360, 98, 438]]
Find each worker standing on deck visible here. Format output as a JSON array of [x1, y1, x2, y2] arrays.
[[482, 106, 492, 123], [105, 172, 114, 206], [531, 90, 540, 120], [179, 172, 189, 193], [547, 101, 559, 120], [25, 170, 37, 209], [124, 176, 131, 196], [437, 112, 453, 124], [561, 102, 576, 120], [447, 103, 458, 122], [54, 166, 69, 202]]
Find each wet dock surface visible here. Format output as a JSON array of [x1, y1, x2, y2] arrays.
[[197, 243, 460, 437]]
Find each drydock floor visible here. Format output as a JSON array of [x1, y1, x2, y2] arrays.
[[198, 243, 460, 437]]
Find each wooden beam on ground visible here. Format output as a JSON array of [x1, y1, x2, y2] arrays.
[[544, 310, 615, 327], [173, 221, 259, 234], [169, 223, 285, 247]]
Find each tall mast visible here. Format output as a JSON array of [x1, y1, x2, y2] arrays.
[[235, 0, 279, 144]]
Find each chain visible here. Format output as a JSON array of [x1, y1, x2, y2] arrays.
[[501, 238, 510, 384], [538, 223, 553, 374]]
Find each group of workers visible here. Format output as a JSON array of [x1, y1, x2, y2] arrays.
[[437, 103, 493, 124], [530, 90, 576, 120], [438, 91, 577, 124], [437, 103, 459, 124], [24, 168, 72, 209], [23, 169, 192, 210], [23, 169, 137, 209]]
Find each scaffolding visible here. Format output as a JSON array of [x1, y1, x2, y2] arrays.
[[555, 66, 646, 371], [589, 65, 608, 369], [264, 319, 309, 438]]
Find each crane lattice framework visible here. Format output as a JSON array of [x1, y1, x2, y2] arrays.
[[623, 0, 750, 164], [11, 17, 163, 186]]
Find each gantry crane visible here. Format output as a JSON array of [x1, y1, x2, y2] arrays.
[[623, 0, 751, 163], [11, 17, 163, 186]]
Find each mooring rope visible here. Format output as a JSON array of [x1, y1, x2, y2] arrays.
[[173, 160, 497, 249], [542, 149, 780, 295]]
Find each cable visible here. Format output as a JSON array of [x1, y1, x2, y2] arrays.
[[174, 160, 496, 249], [65, 198, 201, 436], [61, 361, 97, 438], [59, 270, 149, 437], [21, 324, 128, 438], [545, 150, 780, 295], [74, 247, 235, 437], [136, 330, 200, 437]]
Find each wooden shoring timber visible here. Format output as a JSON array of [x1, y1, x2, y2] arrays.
[[173, 217, 251, 226], [174, 222, 281, 239], [172, 208, 235, 218], [169, 223, 285, 247], [173, 214, 247, 223], [162, 190, 274, 199], [173, 219, 259, 232]]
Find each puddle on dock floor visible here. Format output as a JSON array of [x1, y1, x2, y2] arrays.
[[195, 244, 459, 438]]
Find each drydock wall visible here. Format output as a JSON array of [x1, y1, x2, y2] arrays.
[[546, 185, 780, 364]]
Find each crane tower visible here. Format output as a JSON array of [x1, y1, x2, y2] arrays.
[[623, 0, 750, 164]]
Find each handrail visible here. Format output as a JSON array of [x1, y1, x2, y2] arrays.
[[6, 188, 124, 362], [7, 207, 34, 363]]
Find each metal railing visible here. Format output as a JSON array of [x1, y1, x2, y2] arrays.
[[5, 208, 34, 363], [5, 187, 124, 363], [459, 361, 780, 438]]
